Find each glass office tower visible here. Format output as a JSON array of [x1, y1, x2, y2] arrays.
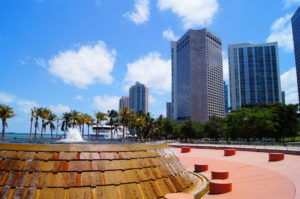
[[229, 43, 282, 110], [292, 6, 300, 103], [129, 82, 149, 113]]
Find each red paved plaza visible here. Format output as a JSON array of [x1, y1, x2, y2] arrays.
[[173, 147, 300, 199]]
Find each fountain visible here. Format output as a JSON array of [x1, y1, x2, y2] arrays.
[[0, 133, 208, 198], [59, 128, 85, 142]]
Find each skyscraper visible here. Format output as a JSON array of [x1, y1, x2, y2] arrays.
[[166, 102, 172, 119], [119, 96, 129, 110], [224, 81, 229, 113], [129, 82, 149, 113], [229, 42, 282, 110], [171, 29, 224, 122], [292, 6, 300, 103]]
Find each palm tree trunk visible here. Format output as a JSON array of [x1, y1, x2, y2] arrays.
[[56, 120, 58, 139], [40, 120, 44, 139], [87, 124, 90, 138], [123, 125, 125, 140], [111, 126, 113, 140], [29, 118, 33, 138], [1, 119, 5, 139], [82, 123, 85, 138], [34, 117, 38, 139], [51, 128, 53, 139]]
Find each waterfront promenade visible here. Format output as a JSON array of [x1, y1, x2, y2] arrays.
[[171, 144, 300, 199]]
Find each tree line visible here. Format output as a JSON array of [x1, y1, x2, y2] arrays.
[[0, 103, 299, 141]]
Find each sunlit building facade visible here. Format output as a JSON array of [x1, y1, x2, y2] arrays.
[[171, 29, 224, 122]]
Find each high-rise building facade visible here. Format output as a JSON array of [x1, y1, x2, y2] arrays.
[[229, 42, 282, 110], [119, 96, 129, 110], [292, 6, 300, 103], [171, 29, 224, 122], [224, 81, 229, 113], [166, 102, 172, 119], [129, 82, 149, 113]]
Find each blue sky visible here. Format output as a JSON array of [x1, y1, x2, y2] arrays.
[[0, 0, 299, 133]]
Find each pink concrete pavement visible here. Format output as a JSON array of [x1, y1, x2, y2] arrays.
[[172, 148, 300, 199]]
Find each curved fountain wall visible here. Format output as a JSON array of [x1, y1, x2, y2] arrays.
[[0, 143, 205, 199]]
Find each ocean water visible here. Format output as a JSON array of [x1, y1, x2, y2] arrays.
[[3, 132, 61, 139]]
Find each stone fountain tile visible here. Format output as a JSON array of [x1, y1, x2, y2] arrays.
[[68, 172, 80, 187], [27, 160, 40, 172], [156, 166, 169, 178], [100, 152, 116, 160], [53, 161, 69, 172], [119, 183, 144, 199], [94, 172, 105, 186], [39, 188, 66, 199], [124, 169, 145, 182], [156, 178, 175, 196], [69, 187, 92, 199], [55, 172, 69, 187], [81, 172, 96, 187], [69, 161, 92, 172], [10, 172, 27, 187], [33, 152, 50, 160], [0, 171, 9, 186], [103, 170, 126, 185], [141, 168, 157, 180], [95, 185, 119, 199], [138, 181, 158, 198], [169, 175, 185, 192], [91, 160, 106, 171]]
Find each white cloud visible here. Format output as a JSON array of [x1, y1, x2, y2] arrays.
[[0, 92, 17, 103], [16, 99, 39, 114], [283, 0, 300, 8], [74, 95, 84, 101], [124, 52, 171, 94], [162, 28, 178, 41], [281, 67, 299, 104], [48, 41, 116, 89], [92, 95, 120, 112], [223, 51, 229, 81], [158, 0, 219, 29], [125, 0, 150, 24], [266, 14, 293, 52], [35, 58, 47, 68], [49, 104, 71, 114]]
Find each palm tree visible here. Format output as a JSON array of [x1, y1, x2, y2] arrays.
[[107, 109, 119, 140], [70, 110, 79, 128], [61, 112, 72, 138], [119, 107, 133, 140], [76, 113, 86, 137], [39, 108, 52, 139], [83, 114, 93, 138], [0, 105, 15, 139], [29, 108, 35, 138], [131, 114, 145, 139], [44, 113, 57, 139], [34, 107, 43, 139], [95, 111, 107, 138], [95, 111, 107, 126]]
